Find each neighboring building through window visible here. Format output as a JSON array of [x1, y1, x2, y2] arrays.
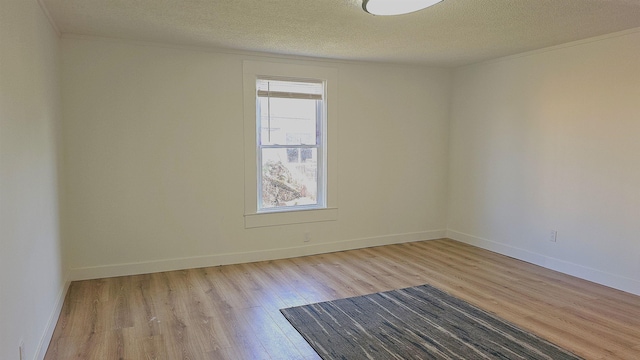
[[256, 78, 325, 212]]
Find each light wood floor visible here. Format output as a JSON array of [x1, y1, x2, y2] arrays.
[[45, 239, 640, 359]]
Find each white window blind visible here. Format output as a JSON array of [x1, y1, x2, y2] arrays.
[[257, 79, 323, 100]]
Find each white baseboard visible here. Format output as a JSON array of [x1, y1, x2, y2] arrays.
[[35, 276, 71, 360], [69, 230, 447, 281], [446, 229, 640, 296]]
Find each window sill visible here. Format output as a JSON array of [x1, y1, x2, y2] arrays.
[[244, 207, 338, 229]]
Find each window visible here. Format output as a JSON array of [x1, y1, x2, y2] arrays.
[[243, 61, 338, 228], [257, 78, 325, 212]]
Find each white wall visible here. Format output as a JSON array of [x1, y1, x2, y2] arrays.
[[0, 0, 65, 359], [61, 37, 452, 279], [448, 30, 640, 295]]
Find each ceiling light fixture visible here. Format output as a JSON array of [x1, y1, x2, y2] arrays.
[[362, 0, 444, 16]]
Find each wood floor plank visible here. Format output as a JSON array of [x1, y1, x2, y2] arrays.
[[44, 239, 640, 359]]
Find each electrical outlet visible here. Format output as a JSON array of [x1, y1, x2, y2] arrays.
[[304, 232, 311, 243], [549, 230, 558, 243], [19, 339, 24, 360]]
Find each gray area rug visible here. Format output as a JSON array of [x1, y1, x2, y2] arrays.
[[280, 284, 583, 360]]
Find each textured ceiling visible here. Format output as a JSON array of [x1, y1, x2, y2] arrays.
[[42, 0, 640, 67]]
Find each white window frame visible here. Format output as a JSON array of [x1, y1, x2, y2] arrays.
[[243, 61, 338, 228], [256, 78, 325, 212]]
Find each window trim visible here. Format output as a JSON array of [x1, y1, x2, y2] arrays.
[[243, 60, 338, 228]]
